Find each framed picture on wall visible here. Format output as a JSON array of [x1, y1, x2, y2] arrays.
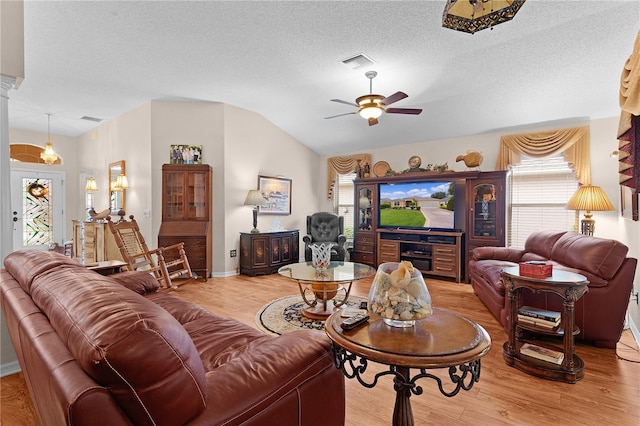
[[620, 185, 639, 221], [258, 175, 292, 215], [169, 145, 202, 164]]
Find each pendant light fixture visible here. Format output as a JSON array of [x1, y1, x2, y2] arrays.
[[40, 113, 59, 165]]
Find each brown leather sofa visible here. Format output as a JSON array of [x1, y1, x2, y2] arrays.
[[469, 230, 637, 348], [0, 250, 345, 425]]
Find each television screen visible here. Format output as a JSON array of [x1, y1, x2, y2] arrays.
[[379, 181, 455, 230]]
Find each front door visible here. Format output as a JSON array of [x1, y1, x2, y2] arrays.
[[11, 169, 65, 251]]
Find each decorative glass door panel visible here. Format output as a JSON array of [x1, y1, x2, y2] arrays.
[[11, 170, 64, 251], [472, 183, 497, 237], [358, 188, 373, 231], [164, 171, 185, 219], [188, 172, 207, 219]]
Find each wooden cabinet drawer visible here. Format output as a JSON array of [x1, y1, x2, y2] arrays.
[[354, 242, 374, 254], [433, 244, 456, 255], [355, 234, 375, 244], [353, 252, 375, 264], [378, 241, 399, 263]]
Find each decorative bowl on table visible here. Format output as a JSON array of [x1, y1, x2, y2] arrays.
[[309, 243, 334, 272], [368, 261, 432, 327]]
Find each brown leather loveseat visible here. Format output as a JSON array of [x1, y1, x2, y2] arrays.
[[469, 230, 637, 348], [0, 250, 345, 425]]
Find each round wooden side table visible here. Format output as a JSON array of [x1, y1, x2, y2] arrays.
[[325, 308, 491, 426]]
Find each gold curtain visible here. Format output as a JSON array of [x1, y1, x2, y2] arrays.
[[327, 154, 371, 199], [495, 126, 591, 185], [618, 31, 640, 135]]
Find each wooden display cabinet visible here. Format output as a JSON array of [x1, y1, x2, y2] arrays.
[[158, 164, 212, 278], [352, 183, 377, 267], [239, 230, 299, 276], [465, 171, 508, 281]]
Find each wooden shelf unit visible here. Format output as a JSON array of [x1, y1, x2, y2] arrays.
[[158, 164, 212, 278], [377, 229, 464, 282]]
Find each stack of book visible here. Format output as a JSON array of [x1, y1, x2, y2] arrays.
[[520, 343, 564, 365], [517, 305, 561, 329]]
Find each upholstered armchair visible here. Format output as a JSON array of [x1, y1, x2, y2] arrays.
[[303, 212, 347, 262]]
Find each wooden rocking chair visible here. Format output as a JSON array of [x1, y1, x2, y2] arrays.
[[106, 215, 196, 289]]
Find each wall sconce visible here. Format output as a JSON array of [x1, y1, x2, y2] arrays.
[[243, 190, 267, 233], [566, 185, 615, 236]]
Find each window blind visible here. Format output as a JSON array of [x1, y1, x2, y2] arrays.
[[509, 156, 579, 248]]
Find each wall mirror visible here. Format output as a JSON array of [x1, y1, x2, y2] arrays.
[[108, 160, 126, 213]]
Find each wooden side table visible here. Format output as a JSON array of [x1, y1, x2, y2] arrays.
[[325, 308, 491, 426], [85, 260, 128, 276], [501, 266, 589, 383]]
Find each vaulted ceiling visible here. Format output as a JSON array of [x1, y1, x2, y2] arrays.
[[7, 1, 640, 156]]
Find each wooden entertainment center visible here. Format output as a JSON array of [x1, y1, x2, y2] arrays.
[[352, 170, 508, 282]]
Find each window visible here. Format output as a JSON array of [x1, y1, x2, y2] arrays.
[[333, 173, 356, 239], [509, 155, 579, 248]]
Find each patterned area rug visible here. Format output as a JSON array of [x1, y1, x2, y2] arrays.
[[255, 294, 368, 335]]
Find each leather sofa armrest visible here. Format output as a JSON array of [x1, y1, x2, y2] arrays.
[[337, 234, 347, 245], [472, 246, 525, 262]]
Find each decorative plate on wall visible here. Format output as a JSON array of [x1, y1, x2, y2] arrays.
[[373, 161, 391, 177]]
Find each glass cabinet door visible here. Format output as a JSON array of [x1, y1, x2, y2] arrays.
[[187, 172, 207, 219], [358, 187, 373, 231], [164, 171, 185, 219], [472, 183, 497, 237]]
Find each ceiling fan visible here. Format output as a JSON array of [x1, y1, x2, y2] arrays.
[[325, 71, 422, 126]]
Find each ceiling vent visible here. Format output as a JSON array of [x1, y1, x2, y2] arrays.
[[341, 53, 375, 70], [80, 116, 103, 122]]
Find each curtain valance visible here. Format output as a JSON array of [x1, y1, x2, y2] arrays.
[[327, 154, 371, 199], [617, 30, 640, 191], [496, 126, 591, 185]]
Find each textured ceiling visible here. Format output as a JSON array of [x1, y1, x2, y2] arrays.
[[7, 0, 640, 156]]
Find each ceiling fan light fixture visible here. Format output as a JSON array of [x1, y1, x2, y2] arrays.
[[359, 105, 383, 119]]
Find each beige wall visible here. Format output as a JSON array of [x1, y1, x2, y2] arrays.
[[0, 0, 24, 85]]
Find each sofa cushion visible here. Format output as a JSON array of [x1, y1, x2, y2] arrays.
[[11, 251, 207, 426], [524, 230, 566, 258], [111, 270, 160, 294], [470, 259, 517, 296], [550, 232, 628, 281], [3, 249, 79, 293]]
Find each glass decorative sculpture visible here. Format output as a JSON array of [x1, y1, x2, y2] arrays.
[[368, 261, 432, 327]]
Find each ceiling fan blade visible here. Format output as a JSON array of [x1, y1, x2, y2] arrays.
[[368, 117, 378, 126], [330, 99, 359, 107], [386, 107, 422, 115], [382, 91, 408, 106], [324, 112, 357, 119]]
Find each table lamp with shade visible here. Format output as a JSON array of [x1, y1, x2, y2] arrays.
[[244, 190, 267, 233], [566, 185, 615, 236]]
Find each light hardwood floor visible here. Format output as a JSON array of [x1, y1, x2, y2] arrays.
[[2, 273, 639, 425]]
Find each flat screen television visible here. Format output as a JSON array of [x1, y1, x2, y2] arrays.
[[378, 181, 456, 231]]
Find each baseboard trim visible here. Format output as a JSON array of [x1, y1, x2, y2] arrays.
[[0, 361, 21, 378]]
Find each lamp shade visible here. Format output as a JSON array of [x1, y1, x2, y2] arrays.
[[244, 190, 266, 206], [566, 185, 615, 212], [114, 174, 129, 190], [85, 177, 98, 192], [442, 0, 526, 34]]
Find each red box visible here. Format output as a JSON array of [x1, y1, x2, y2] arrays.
[[519, 262, 552, 279]]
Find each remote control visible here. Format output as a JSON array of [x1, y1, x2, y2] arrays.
[[340, 313, 370, 330]]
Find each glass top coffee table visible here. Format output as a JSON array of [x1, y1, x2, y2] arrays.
[[278, 261, 376, 320]]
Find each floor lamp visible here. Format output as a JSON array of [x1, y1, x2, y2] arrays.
[[244, 190, 267, 233], [566, 185, 615, 236]]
